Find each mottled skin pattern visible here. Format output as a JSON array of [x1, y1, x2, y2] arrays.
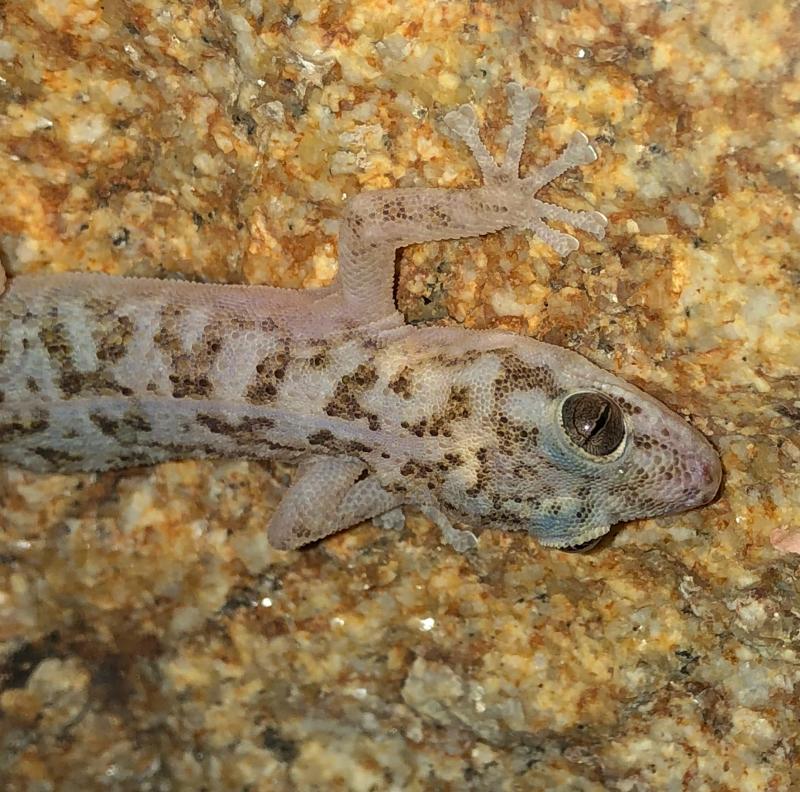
[[0, 85, 721, 551]]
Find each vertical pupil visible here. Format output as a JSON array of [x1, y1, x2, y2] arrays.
[[579, 401, 609, 442], [588, 402, 610, 438]]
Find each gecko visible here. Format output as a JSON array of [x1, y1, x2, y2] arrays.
[[0, 83, 721, 552]]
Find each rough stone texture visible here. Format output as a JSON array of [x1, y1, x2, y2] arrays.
[[0, 0, 798, 790]]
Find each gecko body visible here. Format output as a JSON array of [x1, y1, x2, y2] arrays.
[[0, 85, 721, 550]]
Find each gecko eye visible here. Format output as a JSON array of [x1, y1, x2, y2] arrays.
[[560, 391, 625, 458]]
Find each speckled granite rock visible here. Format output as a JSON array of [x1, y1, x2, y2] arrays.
[[1, 1, 798, 790]]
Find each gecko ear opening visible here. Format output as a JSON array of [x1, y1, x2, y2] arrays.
[[559, 391, 626, 459]]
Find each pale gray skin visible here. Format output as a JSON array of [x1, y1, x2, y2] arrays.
[[0, 84, 721, 552]]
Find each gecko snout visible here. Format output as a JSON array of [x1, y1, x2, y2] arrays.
[[685, 445, 723, 506]]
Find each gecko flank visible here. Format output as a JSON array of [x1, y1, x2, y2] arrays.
[[0, 84, 721, 551]]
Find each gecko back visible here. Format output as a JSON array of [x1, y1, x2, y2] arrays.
[[0, 272, 368, 471]]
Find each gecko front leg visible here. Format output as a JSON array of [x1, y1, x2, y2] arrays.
[[336, 82, 607, 322], [269, 457, 476, 552]]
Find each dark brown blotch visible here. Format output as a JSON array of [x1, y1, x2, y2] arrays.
[[404, 384, 472, 438], [388, 366, 415, 399], [122, 410, 152, 433], [494, 352, 561, 400], [38, 318, 73, 365], [34, 447, 83, 466], [432, 350, 483, 368], [58, 369, 126, 398], [397, 456, 456, 492], [493, 414, 539, 456], [307, 347, 330, 369], [245, 342, 291, 405], [308, 429, 335, 446], [89, 409, 151, 443], [94, 314, 135, 363], [38, 316, 128, 398], [324, 363, 381, 431], [466, 446, 491, 498], [306, 428, 371, 455], [86, 298, 135, 363], [90, 412, 120, 437], [0, 410, 50, 441], [612, 394, 642, 416], [197, 413, 275, 441], [153, 308, 227, 400]]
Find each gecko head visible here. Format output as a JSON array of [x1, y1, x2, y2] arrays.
[[440, 343, 722, 549], [525, 382, 721, 549]]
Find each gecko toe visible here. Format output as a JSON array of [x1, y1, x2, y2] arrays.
[[444, 105, 478, 137], [566, 131, 598, 165]]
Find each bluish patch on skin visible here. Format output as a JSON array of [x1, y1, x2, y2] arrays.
[[526, 495, 606, 547], [539, 424, 628, 480]]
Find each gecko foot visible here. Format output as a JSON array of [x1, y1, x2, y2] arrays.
[[420, 505, 478, 553], [445, 82, 608, 256]]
